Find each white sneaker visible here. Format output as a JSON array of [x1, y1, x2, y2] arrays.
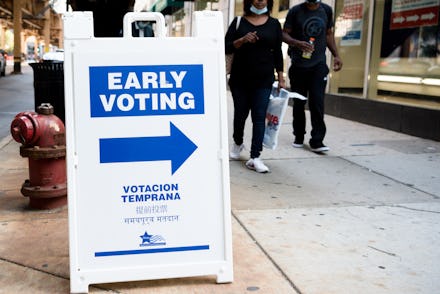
[[246, 157, 269, 173], [310, 143, 330, 153], [230, 143, 244, 160], [292, 142, 304, 148]]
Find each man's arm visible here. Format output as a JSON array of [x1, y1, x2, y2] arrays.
[[282, 28, 314, 53], [326, 27, 343, 71]]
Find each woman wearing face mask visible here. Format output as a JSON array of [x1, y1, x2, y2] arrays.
[[225, 0, 285, 173]]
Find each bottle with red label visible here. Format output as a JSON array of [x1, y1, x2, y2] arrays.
[[302, 37, 315, 59]]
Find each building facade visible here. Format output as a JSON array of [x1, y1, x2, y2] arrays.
[[0, 0, 63, 71], [145, 0, 439, 140], [327, 0, 440, 142], [3, 1, 437, 140]]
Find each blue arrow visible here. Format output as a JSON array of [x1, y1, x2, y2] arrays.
[[99, 122, 197, 175]]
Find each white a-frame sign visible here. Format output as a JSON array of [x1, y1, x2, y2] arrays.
[[64, 11, 233, 293]]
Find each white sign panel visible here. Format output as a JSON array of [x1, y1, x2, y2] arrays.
[[64, 12, 233, 293], [337, 0, 364, 46]]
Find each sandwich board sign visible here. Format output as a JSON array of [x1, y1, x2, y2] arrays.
[[63, 11, 233, 293]]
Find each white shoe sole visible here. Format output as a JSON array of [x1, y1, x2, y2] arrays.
[[229, 153, 241, 160], [310, 146, 330, 152], [230, 144, 244, 160], [246, 162, 269, 173]]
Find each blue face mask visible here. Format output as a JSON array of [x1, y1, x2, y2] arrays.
[[250, 5, 268, 15]]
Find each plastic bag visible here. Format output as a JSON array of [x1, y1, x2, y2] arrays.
[[263, 83, 307, 149]]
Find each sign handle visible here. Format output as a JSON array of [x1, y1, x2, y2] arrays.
[[123, 12, 166, 38]]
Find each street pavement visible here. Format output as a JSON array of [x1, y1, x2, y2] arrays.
[[1, 63, 440, 293]]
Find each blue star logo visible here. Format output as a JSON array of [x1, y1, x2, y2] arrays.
[[140, 231, 153, 244], [139, 231, 166, 247]]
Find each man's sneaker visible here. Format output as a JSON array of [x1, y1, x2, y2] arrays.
[[230, 143, 244, 160], [246, 158, 269, 173], [292, 138, 304, 148], [310, 143, 330, 153]]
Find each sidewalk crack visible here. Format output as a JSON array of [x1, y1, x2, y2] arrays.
[[232, 212, 302, 294], [367, 246, 399, 258], [340, 157, 440, 200], [393, 204, 440, 214]]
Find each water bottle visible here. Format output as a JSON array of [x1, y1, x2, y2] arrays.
[[302, 37, 315, 59]]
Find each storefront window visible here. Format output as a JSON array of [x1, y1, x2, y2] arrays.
[[235, 0, 244, 17], [279, 0, 290, 12], [331, 0, 440, 109], [374, 0, 440, 108], [167, 9, 185, 37], [163, 0, 219, 37], [331, 0, 371, 97]]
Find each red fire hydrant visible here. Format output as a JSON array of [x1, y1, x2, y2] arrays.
[[10, 103, 67, 209]]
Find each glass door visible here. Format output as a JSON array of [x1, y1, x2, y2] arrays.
[[330, 0, 372, 97], [369, 0, 440, 109]]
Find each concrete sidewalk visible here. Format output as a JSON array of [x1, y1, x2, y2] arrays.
[[1, 65, 440, 293]]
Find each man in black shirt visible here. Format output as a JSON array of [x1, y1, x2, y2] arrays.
[[283, 0, 342, 152]]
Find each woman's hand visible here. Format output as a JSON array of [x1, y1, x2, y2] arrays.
[[278, 79, 286, 90], [277, 71, 286, 90], [242, 31, 259, 43], [234, 31, 259, 48]]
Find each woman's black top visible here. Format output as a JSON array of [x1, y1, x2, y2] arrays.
[[225, 16, 284, 88]]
